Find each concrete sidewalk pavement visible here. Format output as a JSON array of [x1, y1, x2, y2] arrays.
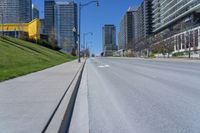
[[0, 60, 83, 133]]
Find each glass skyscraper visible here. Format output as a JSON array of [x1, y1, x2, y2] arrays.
[[54, 1, 77, 53], [0, 0, 32, 23], [119, 8, 138, 50], [102, 25, 117, 56], [44, 0, 55, 35], [32, 4, 39, 20]]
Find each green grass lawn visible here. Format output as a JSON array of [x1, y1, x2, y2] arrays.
[[0, 36, 77, 82]]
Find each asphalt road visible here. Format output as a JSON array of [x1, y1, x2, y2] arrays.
[[86, 57, 200, 133]]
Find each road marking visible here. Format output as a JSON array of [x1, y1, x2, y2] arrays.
[[105, 65, 110, 68], [98, 65, 105, 68], [98, 65, 110, 68]]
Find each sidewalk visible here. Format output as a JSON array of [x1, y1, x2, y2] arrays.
[[0, 60, 83, 133], [107, 57, 200, 63]]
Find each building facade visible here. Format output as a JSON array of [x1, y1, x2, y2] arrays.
[[32, 4, 39, 20], [118, 1, 153, 52], [137, 0, 153, 40], [0, 0, 32, 24], [153, 0, 200, 33], [150, 0, 200, 54], [119, 8, 137, 50], [44, 0, 55, 35], [40, 19, 45, 34], [20, 0, 32, 23], [54, 1, 78, 53], [102, 25, 117, 56], [0, 19, 40, 40]]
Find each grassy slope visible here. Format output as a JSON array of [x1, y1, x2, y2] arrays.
[[0, 36, 77, 81]]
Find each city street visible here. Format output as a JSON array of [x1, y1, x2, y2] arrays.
[[70, 57, 200, 133]]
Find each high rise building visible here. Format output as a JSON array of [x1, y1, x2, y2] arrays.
[[40, 19, 45, 34], [153, 0, 200, 33], [0, 0, 32, 23], [102, 25, 117, 56], [44, 0, 55, 35], [54, 1, 78, 53], [151, 0, 200, 54], [32, 4, 39, 20], [118, 1, 153, 51], [119, 8, 138, 50], [137, 0, 153, 40], [20, 0, 32, 22]]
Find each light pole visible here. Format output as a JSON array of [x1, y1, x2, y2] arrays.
[[78, 0, 99, 63]]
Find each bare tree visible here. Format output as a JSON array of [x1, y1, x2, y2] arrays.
[[63, 37, 76, 55], [164, 39, 174, 58], [17, 18, 27, 39], [48, 28, 57, 49], [63, 37, 71, 51]]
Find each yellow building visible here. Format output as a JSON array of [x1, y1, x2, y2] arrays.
[[0, 19, 40, 40]]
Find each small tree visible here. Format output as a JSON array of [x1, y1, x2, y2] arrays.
[[17, 18, 27, 39], [63, 37, 76, 55], [71, 48, 76, 56], [48, 28, 57, 49]]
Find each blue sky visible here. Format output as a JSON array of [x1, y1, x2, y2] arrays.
[[32, 0, 142, 55]]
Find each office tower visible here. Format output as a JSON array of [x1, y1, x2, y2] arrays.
[[54, 1, 78, 53], [119, 8, 138, 50], [102, 24, 117, 56], [137, 0, 153, 40], [0, 0, 32, 23], [40, 19, 45, 34], [20, 0, 32, 22], [44, 0, 55, 35], [32, 4, 39, 20]]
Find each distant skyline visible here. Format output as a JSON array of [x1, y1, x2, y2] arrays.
[[33, 0, 143, 55]]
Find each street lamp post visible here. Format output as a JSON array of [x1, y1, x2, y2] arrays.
[[78, 0, 99, 63]]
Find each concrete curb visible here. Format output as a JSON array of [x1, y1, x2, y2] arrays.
[[43, 60, 86, 133], [68, 62, 89, 133]]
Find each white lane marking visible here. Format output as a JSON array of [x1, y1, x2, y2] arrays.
[[98, 65, 105, 68], [105, 65, 110, 68], [98, 64, 110, 68]]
